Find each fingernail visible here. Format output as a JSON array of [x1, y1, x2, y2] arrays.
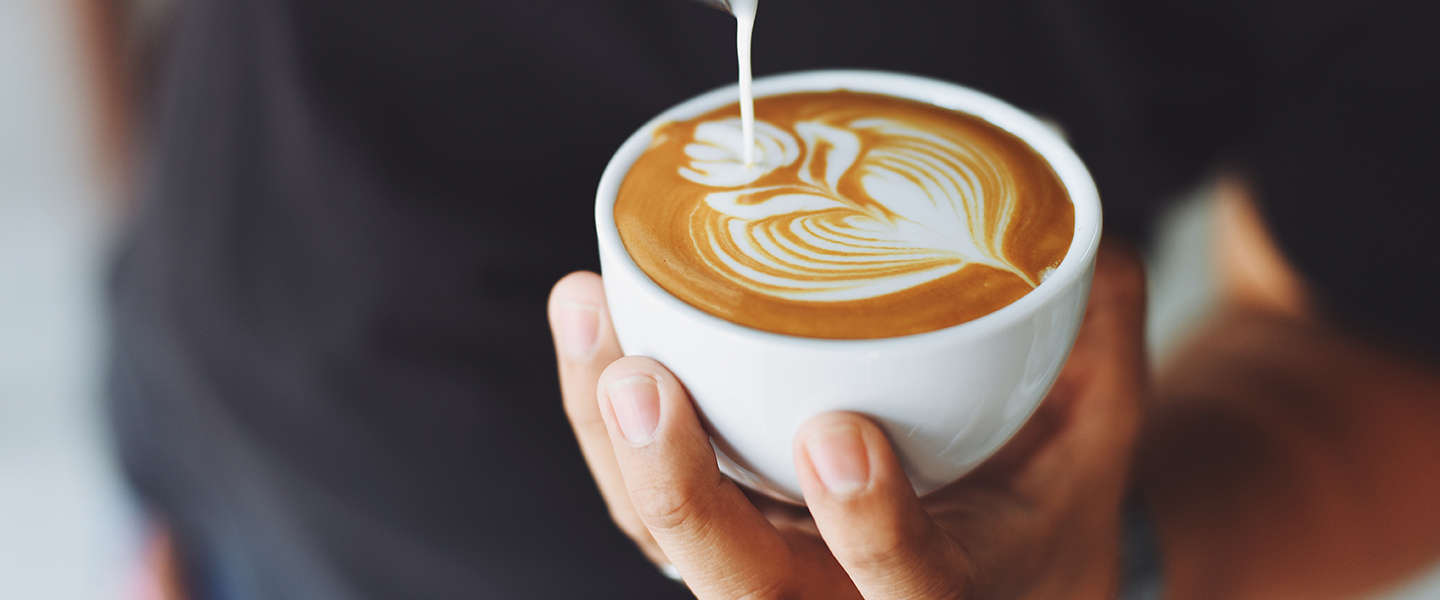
[[608, 376, 660, 446], [555, 302, 600, 360], [804, 425, 869, 496]]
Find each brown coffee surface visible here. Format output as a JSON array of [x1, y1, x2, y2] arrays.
[[615, 91, 1073, 339]]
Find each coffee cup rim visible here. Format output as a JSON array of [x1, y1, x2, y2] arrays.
[[596, 69, 1103, 349]]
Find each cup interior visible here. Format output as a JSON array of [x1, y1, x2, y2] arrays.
[[596, 69, 1102, 349]]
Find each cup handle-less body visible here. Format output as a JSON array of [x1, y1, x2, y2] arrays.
[[601, 238, 1093, 501]]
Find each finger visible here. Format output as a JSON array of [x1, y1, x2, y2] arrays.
[[1065, 239, 1147, 382], [974, 239, 1148, 498], [1063, 240, 1148, 446], [796, 412, 971, 600], [548, 273, 662, 562], [597, 357, 794, 599]]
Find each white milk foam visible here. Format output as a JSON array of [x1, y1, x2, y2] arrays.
[[730, 0, 758, 166], [678, 114, 1033, 302]]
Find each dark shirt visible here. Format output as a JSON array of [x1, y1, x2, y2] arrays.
[[106, 0, 1438, 597]]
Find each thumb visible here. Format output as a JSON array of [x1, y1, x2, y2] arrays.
[[795, 413, 971, 599]]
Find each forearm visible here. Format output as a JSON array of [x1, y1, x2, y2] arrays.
[[1139, 309, 1440, 599]]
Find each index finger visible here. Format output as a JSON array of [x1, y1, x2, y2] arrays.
[[548, 272, 661, 562], [597, 357, 796, 599]]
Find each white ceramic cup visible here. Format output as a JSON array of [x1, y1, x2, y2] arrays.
[[595, 70, 1102, 502]]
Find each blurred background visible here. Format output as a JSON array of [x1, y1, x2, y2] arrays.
[[0, 0, 135, 598], [1, 0, 1437, 598]]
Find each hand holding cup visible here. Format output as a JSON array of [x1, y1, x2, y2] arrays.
[[548, 241, 1147, 599]]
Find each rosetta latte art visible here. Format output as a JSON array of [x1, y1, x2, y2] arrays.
[[679, 115, 1035, 302], [615, 92, 1073, 339]]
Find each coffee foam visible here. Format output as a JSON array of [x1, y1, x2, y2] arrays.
[[617, 91, 1073, 339]]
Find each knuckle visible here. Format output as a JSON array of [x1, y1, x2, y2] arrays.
[[842, 529, 913, 569], [733, 577, 792, 600], [835, 518, 940, 572], [629, 480, 711, 533], [839, 531, 969, 600]]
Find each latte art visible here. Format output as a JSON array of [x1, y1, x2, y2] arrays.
[[617, 92, 1073, 339], [682, 114, 1036, 302], [678, 118, 798, 187]]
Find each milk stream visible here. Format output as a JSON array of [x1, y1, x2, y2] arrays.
[[731, 0, 758, 167]]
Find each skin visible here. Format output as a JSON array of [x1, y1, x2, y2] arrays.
[[548, 241, 1148, 599], [71, 0, 135, 197], [1141, 181, 1440, 599], [1144, 309, 1440, 599]]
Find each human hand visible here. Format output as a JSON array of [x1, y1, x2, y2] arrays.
[[548, 241, 1147, 599]]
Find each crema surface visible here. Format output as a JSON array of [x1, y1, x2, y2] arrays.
[[617, 91, 1074, 339]]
